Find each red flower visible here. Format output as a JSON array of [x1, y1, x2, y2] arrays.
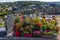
[[14, 31, 21, 37], [36, 22, 42, 28], [47, 19, 51, 23]]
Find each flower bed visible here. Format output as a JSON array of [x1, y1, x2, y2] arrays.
[[13, 15, 59, 37]]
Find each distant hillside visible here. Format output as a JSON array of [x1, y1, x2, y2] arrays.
[[0, 1, 46, 6], [46, 2, 60, 6], [0, 1, 60, 6]]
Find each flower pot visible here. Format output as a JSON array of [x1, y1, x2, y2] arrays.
[[33, 30, 42, 37], [33, 30, 40, 35], [42, 35, 53, 38], [14, 31, 21, 37], [46, 30, 51, 32], [24, 33, 32, 37]]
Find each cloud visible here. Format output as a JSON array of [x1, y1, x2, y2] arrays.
[[0, 0, 60, 2], [38, 0, 60, 2], [0, 0, 20, 2]]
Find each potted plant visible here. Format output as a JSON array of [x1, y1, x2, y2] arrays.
[[23, 21, 33, 37], [32, 22, 43, 37], [13, 16, 22, 37], [13, 30, 21, 37], [24, 25, 33, 37]]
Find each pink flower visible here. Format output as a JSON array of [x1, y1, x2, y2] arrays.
[[33, 31, 40, 35], [46, 30, 50, 32], [24, 34, 32, 37]]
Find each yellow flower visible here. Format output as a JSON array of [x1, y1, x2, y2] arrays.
[[25, 17, 30, 21], [42, 18, 46, 23], [0, 21, 4, 27], [52, 20, 55, 22], [34, 17, 40, 23]]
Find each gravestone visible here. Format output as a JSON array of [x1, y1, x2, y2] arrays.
[[5, 14, 14, 36]]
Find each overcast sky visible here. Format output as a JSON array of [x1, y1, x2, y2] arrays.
[[0, 0, 60, 2]]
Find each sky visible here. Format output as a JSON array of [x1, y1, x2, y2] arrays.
[[0, 0, 60, 2]]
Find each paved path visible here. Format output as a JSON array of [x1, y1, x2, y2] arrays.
[[56, 18, 60, 40]]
